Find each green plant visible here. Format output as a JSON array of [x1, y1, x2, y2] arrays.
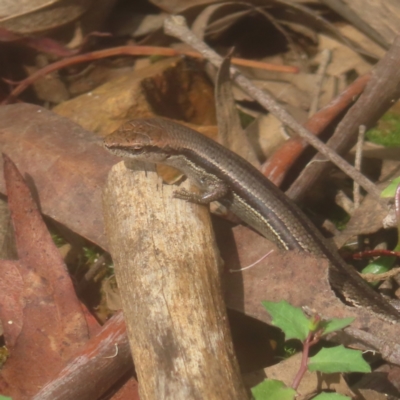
[[251, 300, 370, 400], [366, 112, 400, 147], [51, 232, 66, 247], [82, 246, 101, 265], [360, 181, 400, 283]]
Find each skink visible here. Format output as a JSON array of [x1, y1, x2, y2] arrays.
[[104, 117, 400, 322]]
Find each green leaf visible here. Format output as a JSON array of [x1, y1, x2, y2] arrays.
[[308, 346, 371, 373], [361, 256, 395, 287], [321, 317, 354, 335], [262, 300, 310, 341], [308, 315, 321, 332], [51, 232, 66, 247], [381, 177, 400, 198], [312, 393, 350, 400], [366, 112, 400, 148], [0, 396, 12, 400], [251, 379, 296, 400], [362, 257, 394, 275]]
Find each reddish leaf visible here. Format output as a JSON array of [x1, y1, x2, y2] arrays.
[[0, 154, 90, 398], [0, 260, 23, 346]]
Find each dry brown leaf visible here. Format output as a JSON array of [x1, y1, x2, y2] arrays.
[[102, 276, 122, 311], [0, 103, 116, 250], [0, 0, 93, 34], [316, 34, 373, 77], [24, 61, 70, 104], [233, 74, 337, 112], [334, 194, 389, 249], [54, 57, 216, 136], [354, 363, 400, 397], [0, 260, 23, 347], [358, 389, 388, 400], [149, 0, 219, 14], [245, 114, 288, 160], [330, 0, 400, 47], [109, 10, 167, 38], [191, 2, 250, 40], [338, 25, 386, 59], [215, 52, 259, 167]]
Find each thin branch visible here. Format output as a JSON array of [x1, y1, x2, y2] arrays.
[[229, 250, 274, 272], [362, 267, 400, 283], [353, 125, 366, 209], [308, 49, 331, 117]]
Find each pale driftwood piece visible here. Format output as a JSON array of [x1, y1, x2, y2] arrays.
[[102, 161, 248, 400]]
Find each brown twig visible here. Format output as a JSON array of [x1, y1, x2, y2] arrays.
[[362, 267, 400, 283], [32, 312, 135, 400], [2, 45, 298, 104], [353, 125, 366, 209], [164, 16, 381, 200], [352, 249, 400, 260], [261, 73, 370, 186], [308, 49, 331, 117]]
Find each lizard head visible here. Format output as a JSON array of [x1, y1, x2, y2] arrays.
[[104, 119, 172, 162]]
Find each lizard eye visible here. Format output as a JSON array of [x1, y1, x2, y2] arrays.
[[132, 145, 143, 151]]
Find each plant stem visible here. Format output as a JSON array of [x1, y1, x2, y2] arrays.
[[291, 332, 313, 390]]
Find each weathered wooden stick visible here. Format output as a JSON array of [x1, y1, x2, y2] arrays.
[[103, 161, 248, 400]]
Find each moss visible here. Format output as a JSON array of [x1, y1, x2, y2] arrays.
[[366, 112, 400, 147]]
